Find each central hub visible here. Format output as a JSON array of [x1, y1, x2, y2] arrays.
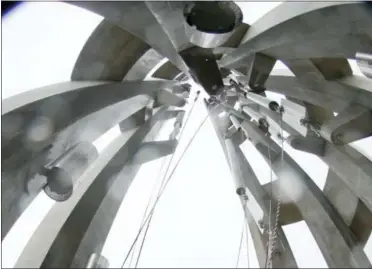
[[184, 1, 242, 34], [183, 1, 243, 48]]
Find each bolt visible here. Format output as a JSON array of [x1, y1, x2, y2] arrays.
[[335, 133, 343, 141], [300, 118, 307, 126], [258, 219, 264, 229]]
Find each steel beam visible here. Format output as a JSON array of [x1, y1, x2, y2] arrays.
[[323, 170, 359, 226], [132, 140, 178, 165], [124, 49, 164, 81], [13, 127, 137, 268], [284, 58, 352, 81], [156, 89, 186, 107], [42, 109, 178, 268], [144, 1, 191, 52], [152, 61, 181, 80], [206, 103, 297, 268], [14, 107, 179, 268], [243, 121, 371, 268], [69, 1, 190, 74], [220, 2, 372, 67], [285, 58, 372, 145], [247, 101, 372, 215], [2, 81, 178, 169], [71, 19, 150, 81], [338, 75, 372, 96], [263, 72, 372, 112], [2, 81, 177, 233], [320, 105, 372, 145], [243, 73, 346, 112], [350, 200, 372, 248], [240, 53, 276, 91], [1, 94, 151, 240], [320, 143, 372, 214]]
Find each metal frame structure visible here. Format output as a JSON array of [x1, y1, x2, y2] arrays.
[[2, 1, 372, 268]]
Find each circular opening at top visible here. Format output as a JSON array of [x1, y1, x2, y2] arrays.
[[184, 1, 243, 34]]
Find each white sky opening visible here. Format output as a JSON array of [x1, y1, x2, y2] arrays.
[[2, 2, 103, 99], [349, 136, 372, 162], [145, 58, 168, 80], [236, 1, 283, 25], [364, 232, 372, 263], [236, 215, 260, 268], [266, 90, 286, 104], [348, 59, 366, 77], [283, 221, 328, 268]]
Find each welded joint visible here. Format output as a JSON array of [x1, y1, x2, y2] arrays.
[[246, 53, 276, 91], [320, 104, 372, 145]]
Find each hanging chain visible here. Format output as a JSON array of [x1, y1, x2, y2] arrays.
[[266, 110, 285, 269], [264, 142, 273, 268]]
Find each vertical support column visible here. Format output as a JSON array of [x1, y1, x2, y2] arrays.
[[206, 102, 297, 268]]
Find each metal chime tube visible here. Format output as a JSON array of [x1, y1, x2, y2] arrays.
[[225, 138, 246, 196], [229, 114, 241, 130]]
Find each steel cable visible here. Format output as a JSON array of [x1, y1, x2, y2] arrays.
[[121, 113, 209, 268]]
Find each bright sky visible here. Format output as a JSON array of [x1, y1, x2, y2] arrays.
[[2, 2, 372, 268]]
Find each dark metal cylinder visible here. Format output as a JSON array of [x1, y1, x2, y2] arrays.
[[43, 141, 98, 201], [183, 1, 243, 48]]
